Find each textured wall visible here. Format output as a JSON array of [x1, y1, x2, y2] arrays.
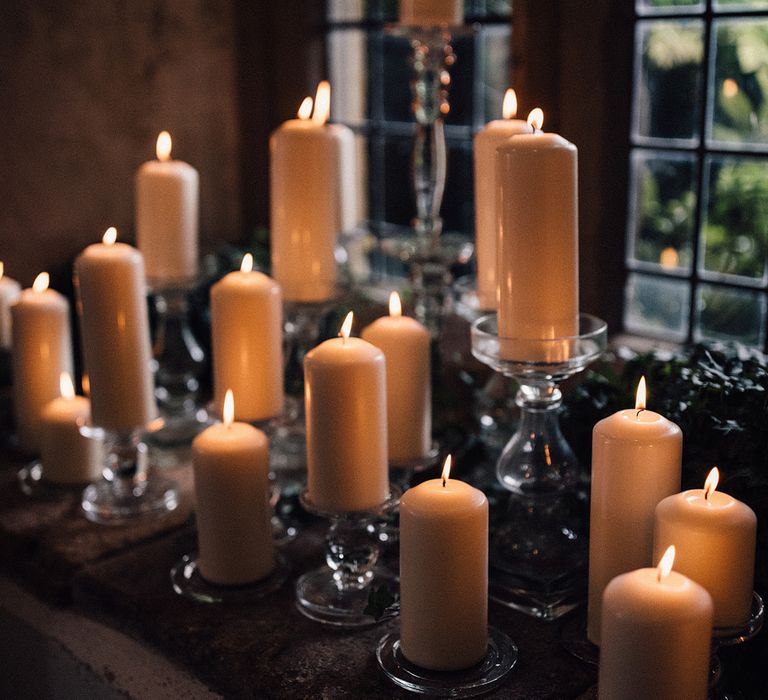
[[0, 0, 241, 286]]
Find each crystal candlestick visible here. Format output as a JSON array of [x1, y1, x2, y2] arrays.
[[471, 313, 607, 620], [295, 487, 400, 628]]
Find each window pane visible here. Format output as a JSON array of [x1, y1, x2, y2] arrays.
[[709, 18, 768, 149], [695, 284, 766, 345], [445, 33, 477, 127], [637, 0, 704, 15], [701, 156, 768, 282], [627, 150, 698, 272], [327, 0, 398, 22], [714, 0, 768, 10], [382, 34, 413, 123], [465, 0, 512, 19], [624, 273, 691, 340], [328, 30, 368, 126], [479, 25, 512, 124], [633, 20, 704, 143]]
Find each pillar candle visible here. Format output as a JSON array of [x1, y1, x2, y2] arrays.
[[39, 372, 103, 484], [304, 311, 388, 512], [654, 467, 757, 628], [361, 292, 431, 464], [400, 456, 488, 671], [192, 390, 274, 585], [399, 0, 463, 24], [270, 82, 356, 303], [135, 131, 199, 286], [598, 547, 713, 700], [211, 254, 284, 422], [473, 90, 529, 310], [11, 272, 74, 453], [0, 262, 21, 350], [496, 110, 578, 361], [587, 377, 682, 645], [74, 228, 156, 432]]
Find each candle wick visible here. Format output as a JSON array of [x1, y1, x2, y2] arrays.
[[442, 475, 446, 488], [657, 569, 661, 583], [636, 408, 645, 418]]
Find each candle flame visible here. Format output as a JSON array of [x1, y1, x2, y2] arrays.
[[82, 373, 90, 397], [240, 253, 254, 273], [527, 107, 544, 131], [502, 89, 518, 119], [298, 96, 313, 120], [339, 310, 353, 341], [657, 545, 676, 582], [312, 81, 331, 125], [33, 272, 49, 293], [156, 131, 172, 161], [60, 371, 75, 400], [0, 262, 4, 279], [103, 227, 117, 245], [704, 467, 719, 500], [389, 291, 402, 318], [635, 376, 647, 411], [223, 389, 234, 428], [441, 454, 452, 487]]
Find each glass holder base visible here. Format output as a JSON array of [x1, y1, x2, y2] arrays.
[[17, 461, 92, 499], [170, 552, 289, 604], [376, 627, 518, 697], [559, 612, 599, 667], [81, 476, 179, 525]]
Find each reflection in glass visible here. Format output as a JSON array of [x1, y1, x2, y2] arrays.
[[695, 284, 766, 345], [702, 156, 768, 281], [624, 273, 691, 340], [628, 150, 697, 271], [633, 20, 704, 142], [710, 19, 768, 148]]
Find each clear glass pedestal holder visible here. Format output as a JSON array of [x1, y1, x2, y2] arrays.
[[81, 426, 179, 524], [295, 487, 401, 628], [470, 313, 608, 620], [145, 279, 211, 463]]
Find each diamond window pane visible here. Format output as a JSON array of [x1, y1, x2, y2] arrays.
[[628, 150, 698, 272], [637, 0, 704, 15], [709, 18, 768, 149], [624, 273, 691, 340], [633, 20, 705, 144], [701, 156, 768, 282], [328, 30, 368, 126], [695, 284, 766, 345]]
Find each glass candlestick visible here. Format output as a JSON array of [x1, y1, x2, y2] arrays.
[[295, 487, 400, 628], [81, 427, 179, 524], [471, 313, 607, 620]]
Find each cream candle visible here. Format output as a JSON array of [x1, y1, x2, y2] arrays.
[[400, 456, 488, 671], [74, 228, 156, 432], [496, 109, 578, 360], [587, 378, 683, 645], [598, 547, 713, 700], [399, 0, 463, 24], [11, 272, 74, 453], [473, 89, 529, 310], [0, 262, 21, 350], [39, 372, 103, 484], [304, 311, 389, 512], [211, 253, 284, 422], [135, 131, 199, 286], [270, 82, 356, 303], [361, 292, 431, 464], [192, 390, 274, 585], [654, 467, 757, 628]]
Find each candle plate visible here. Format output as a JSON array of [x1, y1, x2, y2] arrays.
[[17, 461, 92, 499], [376, 627, 518, 697]]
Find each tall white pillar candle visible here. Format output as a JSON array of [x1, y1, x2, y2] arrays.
[[135, 131, 199, 286], [74, 228, 156, 432], [0, 262, 21, 350], [361, 292, 431, 464], [399, 0, 463, 24], [39, 372, 103, 484], [304, 311, 389, 512], [473, 90, 529, 310], [270, 82, 356, 303], [400, 456, 488, 671], [211, 254, 284, 422], [192, 390, 274, 585], [496, 110, 578, 360], [11, 272, 73, 453], [587, 378, 683, 645], [598, 547, 713, 700], [654, 467, 757, 628]]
